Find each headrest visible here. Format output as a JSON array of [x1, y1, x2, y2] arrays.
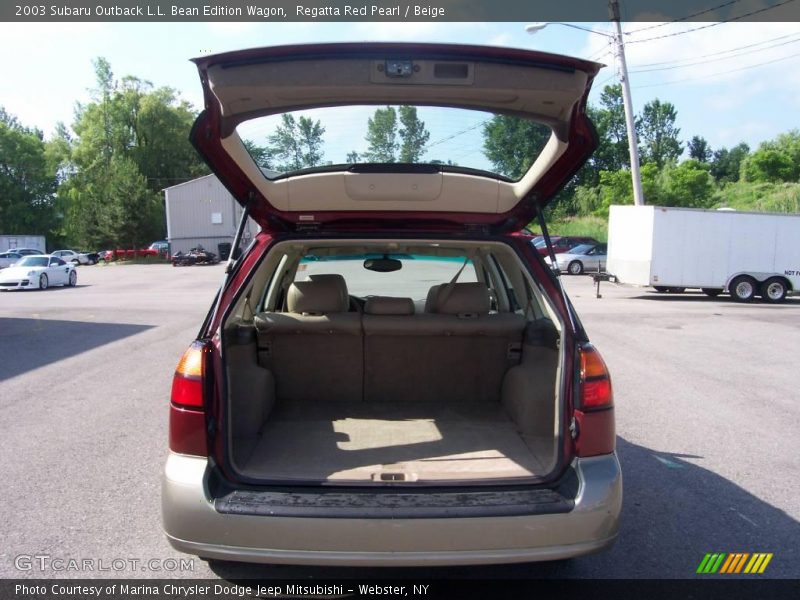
[[365, 296, 415, 315], [424, 284, 442, 313], [307, 274, 349, 309], [287, 279, 349, 314], [429, 282, 491, 316]]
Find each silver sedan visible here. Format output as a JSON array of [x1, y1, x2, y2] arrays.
[[553, 244, 607, 275]]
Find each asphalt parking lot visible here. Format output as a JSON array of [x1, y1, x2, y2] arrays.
[[0, 263, 798, 579]]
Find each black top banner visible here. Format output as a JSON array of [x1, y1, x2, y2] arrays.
[[5, 0, 800, 22]]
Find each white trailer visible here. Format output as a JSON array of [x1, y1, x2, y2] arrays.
[[606, 205, 800, 303]]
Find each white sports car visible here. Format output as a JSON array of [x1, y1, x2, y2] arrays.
[[0, 255, 77, 290]]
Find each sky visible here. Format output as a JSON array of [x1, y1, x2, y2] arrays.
[[0, 19, 798, 162]]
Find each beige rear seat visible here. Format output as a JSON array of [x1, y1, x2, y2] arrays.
[[363, 284, 525, 404], [254, 277, 362, 403]]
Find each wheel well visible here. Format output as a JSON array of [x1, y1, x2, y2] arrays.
[[725, 274, 793, 292]]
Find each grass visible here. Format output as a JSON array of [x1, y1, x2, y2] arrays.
[[712, 181, 800, 214], [545, 216, 609, 242]]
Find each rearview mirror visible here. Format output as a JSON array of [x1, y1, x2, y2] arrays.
[[363, 256, 402, 273]]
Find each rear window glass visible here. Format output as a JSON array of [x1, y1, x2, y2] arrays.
[[237, 105, 551, 182], [297, 254, 477, 301]]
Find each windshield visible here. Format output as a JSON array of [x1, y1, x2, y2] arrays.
[[298, 254, 477, 301], [18, 257, 48, 267], [237, 105, 551, 182], [568, 244, 595, 255]]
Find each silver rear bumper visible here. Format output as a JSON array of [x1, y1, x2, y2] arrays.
[[162, 452, 621, 566]]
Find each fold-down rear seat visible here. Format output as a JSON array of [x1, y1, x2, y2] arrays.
[[254, 276, 361, 403], [363, 284, 525, 404]]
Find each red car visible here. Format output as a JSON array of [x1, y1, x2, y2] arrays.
[[162, 42, 620, 566], [532, 235, 600, 256]]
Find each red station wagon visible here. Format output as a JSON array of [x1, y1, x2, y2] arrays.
[[162, 42, 621, 566]]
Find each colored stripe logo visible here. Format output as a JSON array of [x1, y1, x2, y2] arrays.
[[697, 553, 773, 574]]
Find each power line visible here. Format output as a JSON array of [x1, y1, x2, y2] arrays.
[[627, 0, 798, 44], [630, 31, 800, 68], [424, 119, 488, 151], [632, 49, 800, 88], [626, 0, 744, 33], [594, 73, 618, 88], [630, 36, 800, 73]]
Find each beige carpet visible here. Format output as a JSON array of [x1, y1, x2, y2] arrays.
[[240, 401, 548, 483]]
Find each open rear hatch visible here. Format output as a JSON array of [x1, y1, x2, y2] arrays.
[[191, 43, 601, 234]]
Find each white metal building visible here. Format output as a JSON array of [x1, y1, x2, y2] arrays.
[[164, 175, 259, 256], [0, 235, 46, 253]]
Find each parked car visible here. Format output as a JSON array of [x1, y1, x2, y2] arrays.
[[162, 42, 620, 567], [149, 240, 170, 254], [551, 243, 607, 275], [13, 248, 45, 257], [81, 251, 100, 265], [0, 255, 77, 290], [98, 250, 114, 262], [51, 249, 95, 265], [533, 236, 600, 256], [0, 251, 22, 269]]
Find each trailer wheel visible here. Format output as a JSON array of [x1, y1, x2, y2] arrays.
[[654, 286, 669, 293], [730, 275, 757, 302], [760, 277, 788, 304], [702, 288, 723, 297]]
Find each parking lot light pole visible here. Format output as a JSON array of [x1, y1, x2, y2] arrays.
[[525, 0, 645, 206]]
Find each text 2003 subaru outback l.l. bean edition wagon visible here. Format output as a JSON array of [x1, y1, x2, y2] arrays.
[[162, 42, 621, 565]]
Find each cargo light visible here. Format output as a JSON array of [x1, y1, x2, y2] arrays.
[[169, 341, 208, 456], [575, 344, 615, 457]]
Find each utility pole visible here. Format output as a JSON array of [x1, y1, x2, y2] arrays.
[[609, 0, 645, 206]]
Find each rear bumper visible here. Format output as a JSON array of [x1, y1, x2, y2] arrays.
[[162, 452, 621, 566]]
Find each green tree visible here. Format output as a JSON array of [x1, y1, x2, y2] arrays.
[[64, 58, 206, 247], [710, 142, 749, 183], [687, 136, 711, 163], [242, 139, 274, 170], [268, 113, 326, 171], [0, 108, 59, 241], [590, 84, 631, 173], [660, 159, 714, 207], [741, 130, 800, 183], [482, 114, 550, 179], [363, 106, 399, 162], [637, 99, 682, 168], [346, 150, 360, 163], [398, 106, 430, 162]]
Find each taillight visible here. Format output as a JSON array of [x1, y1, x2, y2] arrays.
[[169, 341, 208, 456], [574, 344, 615, 457]]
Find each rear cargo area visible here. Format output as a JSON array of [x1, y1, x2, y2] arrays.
[[242, 400, 552, 482], [224, 316, 561, 485], [220, 240, 565, 485]]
